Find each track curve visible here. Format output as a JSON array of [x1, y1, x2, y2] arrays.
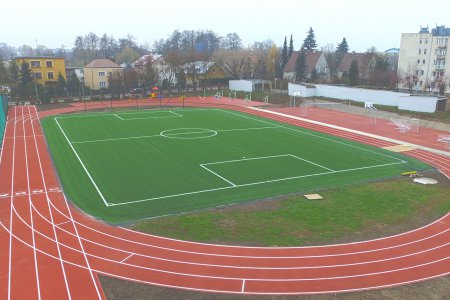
[[1, 98, 449, 299]]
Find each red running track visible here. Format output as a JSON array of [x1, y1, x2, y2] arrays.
[[0, 99, 449, 299]]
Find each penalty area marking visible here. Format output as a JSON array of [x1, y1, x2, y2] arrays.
[[114, 110, 182, 120]]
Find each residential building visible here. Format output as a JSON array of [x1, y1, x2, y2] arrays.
[[398, 25, 450, 93], [336, 53, 376, 81], [283, 51, 330, 82], [83, 59, 122, 90], [183, 61, 227, 86], [15, 56, 66, 85], [65, 67, 84, 82]]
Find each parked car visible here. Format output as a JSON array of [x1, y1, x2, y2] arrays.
[[130, 88, 143, 96]]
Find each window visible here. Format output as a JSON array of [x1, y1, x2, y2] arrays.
[[417, 59, 420, 64], [421, 70, 424, 75], [420, 81, 423, 86], [47, 72, 54, 79], [419, 39, 422, 44], [33, 72, 42, 79], [425, 39, 428, 44], [424, 49, 427, 55], [416, 70, 419, 75], [46, 61, 53, 68], [30, 61, 41, 68], [445, 38, 449, 44], [98, 71, 105, 77], [418, 49, 421, 54], [99, 81, 106, 87], [108, 72, 112, 77], [423, 60, 426, 64]]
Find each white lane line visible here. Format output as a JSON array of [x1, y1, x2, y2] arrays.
[[56, 220, 71, 226], [1, 218, 450, 288], [23, 106, 42, 300], [120, 253, 134, 263], [30, 106, 72, 299], [8, 106, 17, 300], [26, 197, 450, 266], [54, 117, 109, 207]]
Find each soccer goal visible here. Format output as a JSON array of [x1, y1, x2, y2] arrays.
[[300, 101, 350, 117], [437, 134, 450, 149], [388, 117, 420, 133]]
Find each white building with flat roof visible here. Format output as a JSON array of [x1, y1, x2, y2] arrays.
[[398, 26, 449, 94]]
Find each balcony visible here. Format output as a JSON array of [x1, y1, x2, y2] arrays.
[[436, 54, 446, 60], [435, 66, 445, 71], [437, 44, 448, 49]]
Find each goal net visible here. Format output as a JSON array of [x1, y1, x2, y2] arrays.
[[301, 101, 350, 117], [388, 117, 420, 133]]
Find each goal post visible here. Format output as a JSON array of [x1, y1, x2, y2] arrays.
[[300, 101, 350, 117]]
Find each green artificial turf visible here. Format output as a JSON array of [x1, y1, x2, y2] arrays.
[[41, 108, 433, 222]]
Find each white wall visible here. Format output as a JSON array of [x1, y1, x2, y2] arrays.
[[229, 80, 253, 92], [288, 83, 317, 98], [287, 83, 440, 112], [398, 96, 438, 113]]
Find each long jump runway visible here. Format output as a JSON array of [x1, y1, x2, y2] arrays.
[[0, 102, 449, 299]]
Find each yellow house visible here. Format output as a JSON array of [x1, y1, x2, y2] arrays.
[[15, 56, 66, 85], [183, 61, 226, 86], [83, 59, 123, 90]]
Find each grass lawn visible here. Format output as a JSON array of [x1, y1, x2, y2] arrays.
[[131, 175, 450, 246], [41, 108, 432, 223]]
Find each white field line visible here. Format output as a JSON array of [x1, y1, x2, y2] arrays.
[[108, 161, 405, 207], [289, 154, 335, 172], [1, 219, 450, 293], [248, 107, 450, 158], [23, 106, 42, 300], [219, 109, 406, 163], [35, 107, 102, 299], [71, 126, 279, 144], [115, 110, 183, 120], [202, 154, 334, 172], [53, 108, 218, 119], [29, 106, 72, 299], [54, 117, 109, 207], [199, 164, 236, 187], [0, 189, 61, 199]]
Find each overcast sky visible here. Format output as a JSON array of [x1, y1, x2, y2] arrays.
[[2, 0, 449, 52]]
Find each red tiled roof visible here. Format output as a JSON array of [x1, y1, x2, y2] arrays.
[[283, 51, 323, 73], [84, 59, 121, 68], [337, 53, 373, 73]]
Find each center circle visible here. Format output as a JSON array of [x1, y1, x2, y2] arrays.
[[160, 128, 218, 139]]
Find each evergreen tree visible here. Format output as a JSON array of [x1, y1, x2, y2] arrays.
[[310, 68, 318, 83], [19, 61, 32, 86], [281, 36, 288, 68], [295, 50, 308, 83], [302, 27, 317, 51], [288, 34, 294, 58], [67, 72, 81, 97], [56, 72, 67, 97], [348, 59, 359, 85], [336, 37, 349, 53]]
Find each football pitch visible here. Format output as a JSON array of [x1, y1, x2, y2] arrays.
[[42, 108, 433, 222]]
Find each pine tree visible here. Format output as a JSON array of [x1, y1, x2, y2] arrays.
[[302, 27, 317, 51], [348, 59, 359, 85], [295, 50, 307, 83], [337, 37, 349, 53], [288, 34, 294, 58], [281, 36, 288, 68], [56, 72, 67, 97], [19, 61, 32, 86]]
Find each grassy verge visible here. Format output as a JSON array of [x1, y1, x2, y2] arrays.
[[131, 175, 450, 246]]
